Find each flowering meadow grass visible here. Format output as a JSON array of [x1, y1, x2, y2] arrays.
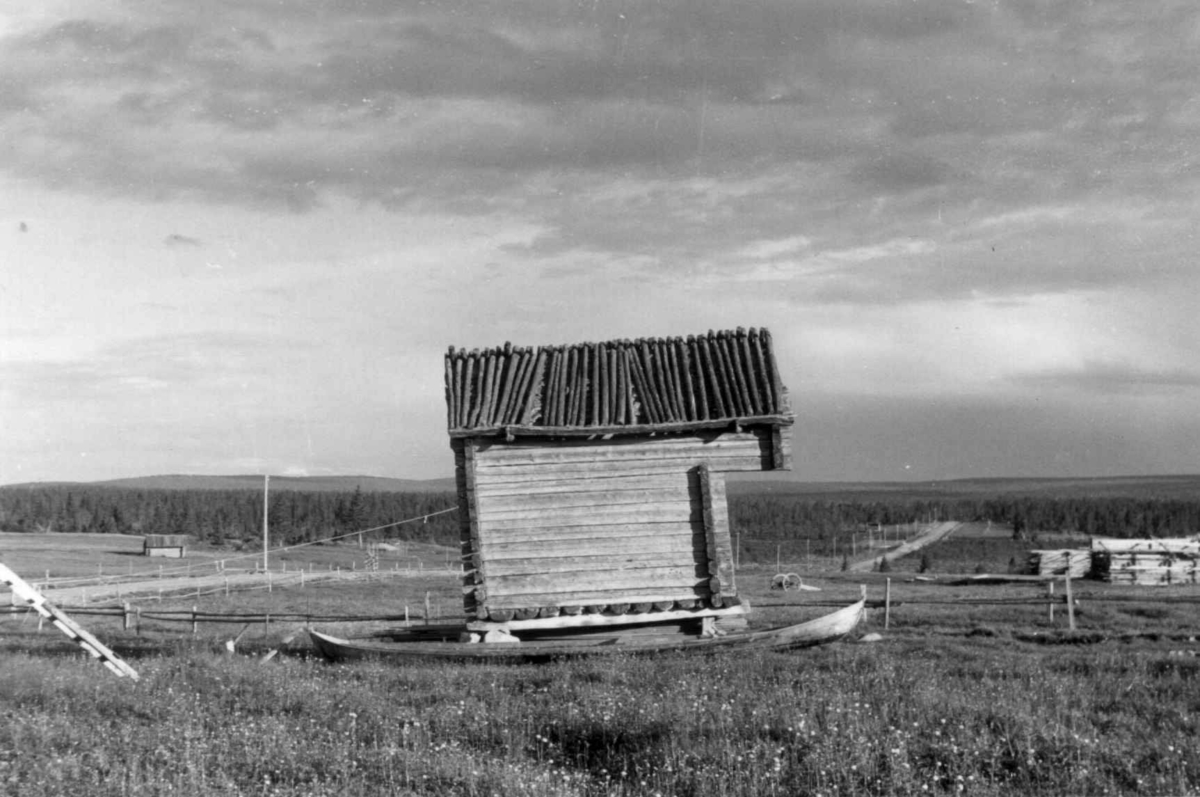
[[2, 618, 1198, 796]]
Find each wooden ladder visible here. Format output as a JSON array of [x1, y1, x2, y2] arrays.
[[0, 562, 139, 680]]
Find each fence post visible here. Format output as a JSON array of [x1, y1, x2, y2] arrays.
[[192, 605, 198, 636], [1064, 574, 1076, 632], [425, 592, 431, 626], [267, 571, 272, 593], [136, 607, 142, 636], [884, 578, 892, 630], [123, 602, 131, 631], [1048, 581, 1055, 623]]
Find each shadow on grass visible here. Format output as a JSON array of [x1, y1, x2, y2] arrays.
[[541, 718, 675, 782]]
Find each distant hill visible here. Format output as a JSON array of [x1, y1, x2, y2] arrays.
[[3, 474, 458, 493], [7, 473, 1200, 501], [728, 474, 1200, 501]]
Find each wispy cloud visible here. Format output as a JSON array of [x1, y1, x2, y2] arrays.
[[1013, 361, 1200, 395], [0, 332, 292, 402]]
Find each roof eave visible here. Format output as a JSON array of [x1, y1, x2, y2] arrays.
[[447, 413, 795, 440]]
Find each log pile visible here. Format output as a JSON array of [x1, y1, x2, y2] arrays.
[[1028, 549, 1091, 578], [1091, 538, 1200, 585], [444, 328, 790, 435]]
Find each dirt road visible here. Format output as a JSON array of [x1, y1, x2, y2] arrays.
[[847, 521, 963, 572]]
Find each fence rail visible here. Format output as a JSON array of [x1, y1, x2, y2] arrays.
[[5, 579, 1199, 633]]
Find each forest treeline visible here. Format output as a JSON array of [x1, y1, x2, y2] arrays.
[[1, 486, 1198, 548], [0, 486, 459, 547], [729, 494, 1200, 541]]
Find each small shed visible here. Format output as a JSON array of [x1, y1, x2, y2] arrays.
[[143, 534, 188, 558], [444, 328, 794, 632]]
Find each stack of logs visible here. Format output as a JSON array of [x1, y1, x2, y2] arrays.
[[1028, 549, 1092, 578], [1092, 538, 1200, 585], [444, 328, 787, 431]]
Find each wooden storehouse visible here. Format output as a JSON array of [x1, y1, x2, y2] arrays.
[[143, 534, 188, 558], [445, 328, 794, 632], [1092, 538, 1200, 585]]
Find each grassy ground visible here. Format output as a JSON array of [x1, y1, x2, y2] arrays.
[[0, 531, 461, 582], [3, 537, 1200, 795]]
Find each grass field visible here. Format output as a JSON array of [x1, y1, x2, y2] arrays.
[[3, 534, 1199, 796]]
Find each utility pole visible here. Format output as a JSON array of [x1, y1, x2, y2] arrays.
[[262, 474, 270, 572]]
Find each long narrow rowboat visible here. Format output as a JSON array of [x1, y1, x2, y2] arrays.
[[309, 599, 864, 663]]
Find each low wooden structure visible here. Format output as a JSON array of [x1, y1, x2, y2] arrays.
[[1091, 538, 1200, 585], [1028, 549, 1091, 579], [143, 534, 188, 558], [444, 328, 793, 632]]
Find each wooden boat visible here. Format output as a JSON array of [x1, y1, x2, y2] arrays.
[[309, 599, 864, 663]]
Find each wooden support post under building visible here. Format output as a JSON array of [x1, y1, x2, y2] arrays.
[[1048, 581, 1055, 623], [192, 605, 199, 635], [123, 602, 131, 631]]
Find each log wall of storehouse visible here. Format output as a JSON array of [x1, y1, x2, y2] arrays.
[[1091, 537, 1200, 585], [446, 328, 794, 625]]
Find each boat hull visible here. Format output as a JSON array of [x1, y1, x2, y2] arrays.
[[309, 599, 864, 663]]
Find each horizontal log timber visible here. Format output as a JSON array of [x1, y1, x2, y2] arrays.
[[474, 449, 767, 475], [469, 455, 771, 481], [475, 485, 693, 513], [473, 431, 770, 463], [468, 603, 748, 632], [477, 505, 700, 531], [448, 415, 794, 439], [483, 588, 713, 610], [484, 567, 710, 595], [483, 551, 704, 577], [477, 521, 701, 544], [480, 532, 705, 558], [472, 472, 690, 498]]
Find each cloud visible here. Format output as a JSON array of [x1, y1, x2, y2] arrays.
[[0, 332, 289, 403], [794, 390, 1200, 481], [1012, 361, 1200, 395], [1, 1, 1198, 312], [1, 0, 1194, 219]]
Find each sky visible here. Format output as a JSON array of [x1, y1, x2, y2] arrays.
[[2, 0, 1199, 485]]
